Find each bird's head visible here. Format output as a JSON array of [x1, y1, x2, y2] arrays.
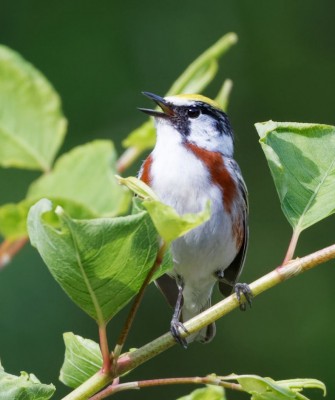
[[139, 92, 234, 156]]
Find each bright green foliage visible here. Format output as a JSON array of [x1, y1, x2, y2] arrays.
[[122, 33, 237, 151], [59, 333, 102, 389], [28, 140, 130, 217], [118, 176, 211, 243], [256, 121, 335, 233], [0, 45, 66, 171], [0, 361, 55, 400], [178, 385, 226, 400], [235, 374, 326, 400], [27, 198, 170, 324], [0, 141, 131, 240], [143, 200, 211, 244], [0, 200, 32, 240], [116, 175, 159, 201]]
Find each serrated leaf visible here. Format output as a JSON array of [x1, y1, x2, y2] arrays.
[[177, 385, 225, 400], [59, 332, 102, 389], [27, 198, 170, 324], [256, 121, 335, 233], [118, 176, 211, 243], [0, 141, 131, 241], [0, 45, 66, 171], [0, 361, 55, 400], [123, 33, 237, 151]]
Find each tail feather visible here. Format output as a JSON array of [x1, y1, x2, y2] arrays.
[[182, 298, 216, 344]]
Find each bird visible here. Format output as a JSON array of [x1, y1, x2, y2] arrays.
[[138, 92, 251, 347]]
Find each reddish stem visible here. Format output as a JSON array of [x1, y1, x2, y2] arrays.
[[0, 237, 28, 269], [90, 376, 243, 399], [282, 229, 301, 265], [113, 242, 166, 360], [99, 325, 111, 373]]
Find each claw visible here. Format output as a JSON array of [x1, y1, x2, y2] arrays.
[[234, 283, 253, 311], [170, 320, 189, 348]]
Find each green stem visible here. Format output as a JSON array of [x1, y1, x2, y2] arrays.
[[117, 242, 335, 375], [62, 371, 112, 400], [62, 242, 335, 400]]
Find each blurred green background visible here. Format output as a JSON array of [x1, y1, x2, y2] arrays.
[[1, 1, 335, 399]]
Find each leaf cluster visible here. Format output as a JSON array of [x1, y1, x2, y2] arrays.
[[0, 33, 334, 400]]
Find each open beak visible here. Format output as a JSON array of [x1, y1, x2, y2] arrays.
[[138, 92, 175, 118]]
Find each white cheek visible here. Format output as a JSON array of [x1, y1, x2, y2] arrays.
[[188, 117, 233, 156]]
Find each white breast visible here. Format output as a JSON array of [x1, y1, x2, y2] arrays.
[[150, 125, 238, 292]]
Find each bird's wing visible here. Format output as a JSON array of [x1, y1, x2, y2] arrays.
[[155, 273, 179, 308], [219, 160, 249, 297]]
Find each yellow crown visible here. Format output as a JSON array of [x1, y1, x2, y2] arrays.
[[173, 93, 222, 111]]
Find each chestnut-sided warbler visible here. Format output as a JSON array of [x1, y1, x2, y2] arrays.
[[139, 92, 251, 346]]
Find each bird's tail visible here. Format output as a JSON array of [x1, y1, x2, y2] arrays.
[[182, 298, 216, 344]]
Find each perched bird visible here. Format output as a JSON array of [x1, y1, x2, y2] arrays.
[[138, 92, 251, 346]]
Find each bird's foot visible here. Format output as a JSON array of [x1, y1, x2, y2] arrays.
[[234, 283, 253, 311], [170, 320, 189, 349]]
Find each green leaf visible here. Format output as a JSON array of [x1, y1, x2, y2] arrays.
[[28, 140, 131, 217], [276, 379, 326, 398], [122, 120, 156, 152], [118, 176, 211, 243], [166, 33, 237, 96], [116, 175, 159, 201], [237, 375, 294, 400], [143, 200, 211, 244], [59, 332, 102, 389], [0, 361, 55, 400], [224, 374, 326, 400], [123, 33, 238, 151], [177, 385, 225, 400], [0, 45, 66, 171], [256, 121, 335, 233], [0, 200, 32, 240], [0, 141, 131, 241], [214, 79, 233, 113], [27, 198, 169, 324]]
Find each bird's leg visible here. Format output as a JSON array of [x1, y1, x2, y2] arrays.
[[215, 270, 253, 311], [170, 277, 189, 348], [234, 283, 253, 311]]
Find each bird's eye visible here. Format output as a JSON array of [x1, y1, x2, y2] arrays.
[[187, 108, 200, 119]]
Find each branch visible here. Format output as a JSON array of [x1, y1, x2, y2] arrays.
[[283, 229, 301, 264], [90, 375, 243, 399], [113, 242, 167, 360], [61, 242, 335, 400], [0, 237, 28, 269], [116, 147, 142, 174]]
